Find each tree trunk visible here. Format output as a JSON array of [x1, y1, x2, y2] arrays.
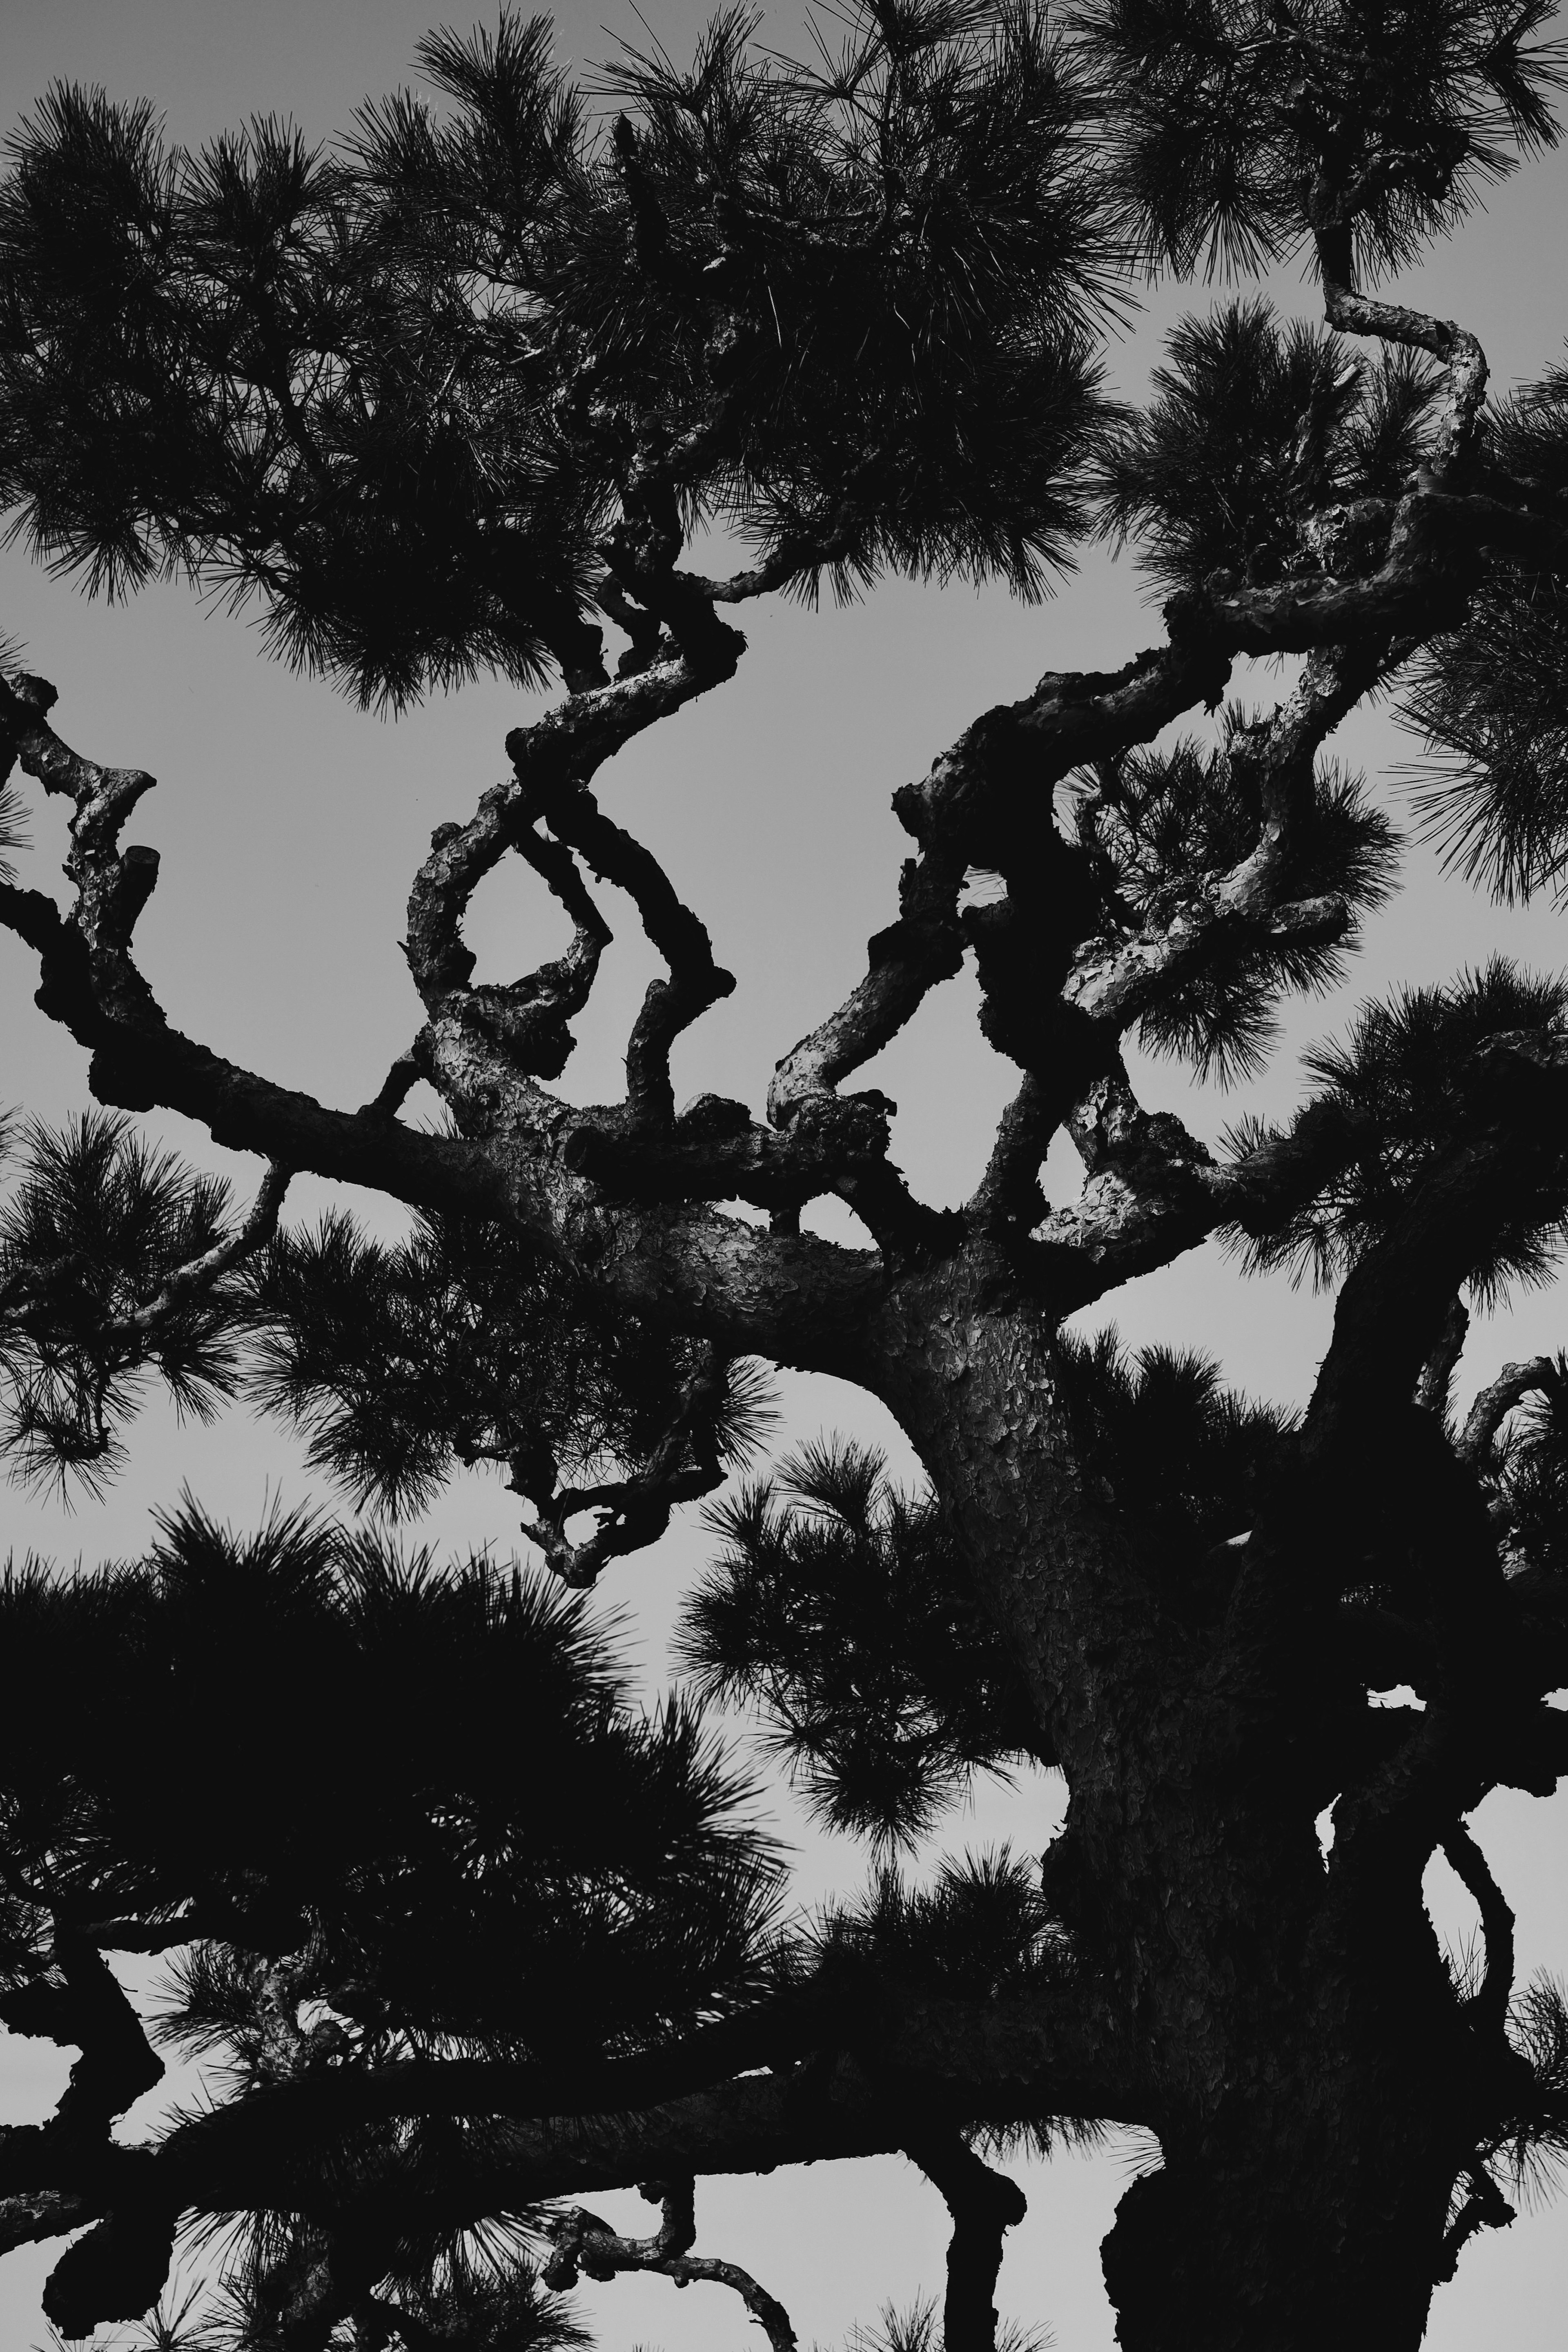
[[866, 1256, 1483, 2350]]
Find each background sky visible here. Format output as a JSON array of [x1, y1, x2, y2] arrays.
[[4, 2, 1568, 2346]]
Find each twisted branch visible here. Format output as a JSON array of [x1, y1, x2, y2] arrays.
[[511, 1342, 732, 1587], [541, 2176, 797, 2352]]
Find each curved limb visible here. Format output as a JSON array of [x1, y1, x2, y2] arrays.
[[1440, 1820, 1516, 2038], [0, 669, 886, 1370], [541, 2176, 798, 2352], [1457, 1358, 1557, 1470], [1054, 642, 1382, 1043], [511, 1342, 732, 1588], [404, 648, 731, 1085], [1311, 223, 1488, 486], [770, 642, 1233, 1141], [1415, 1295, 1470, 1419]]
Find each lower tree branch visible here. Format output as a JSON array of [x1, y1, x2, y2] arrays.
[[904, 2135, 1027, 2352], [541, 2176, 798, 2352]]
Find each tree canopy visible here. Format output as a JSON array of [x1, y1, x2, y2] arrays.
[[6, 1, 1568, 2347]]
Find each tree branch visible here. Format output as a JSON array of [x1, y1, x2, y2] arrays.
[[1313, 224, 1488, 485], [514, 764, 734, 1129], [904, 2135, 1027, 2352], [1457, 1359, 1555, 1470], [1436, 2164, 1515, 2283], [511, 1341, 732, 1587], [0, 682, 504, 1221], [1415, 1295, 1470, 1419], [1055, 642, 1379, 1047], [541, 2176, 798, 2352], [1441, 1820, 1516, 2038]]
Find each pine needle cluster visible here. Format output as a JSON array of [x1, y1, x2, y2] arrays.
[[1403, 561, 1568, 905], [0, 1113, 765, 1512], [0, 1113, 243, 1497], [1050, 1331, 1293, 1580], [1093, 300, 1440, 596], [1397, 358, 1568, 903], [1493, 1973, 1568, 2207], [0, 1503, 783, 2056], [0, 1, 1123, 707], [1471, 1356, 1568, 1574], [811, 1844, 1069, 2003], [1067, 704, 1398, 1080], [241, 1207, 750, 1519], [676, 1439, 1048, 1848], [848, 2295, 1054, 2352], [1223, 959, 1568, 1296], [1069, 0, 1565, 281]]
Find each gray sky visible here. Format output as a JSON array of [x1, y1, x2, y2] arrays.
[[3, 2, 1568, 2345]]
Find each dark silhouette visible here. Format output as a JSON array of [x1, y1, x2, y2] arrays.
[[4, 2, 1568, 2343]]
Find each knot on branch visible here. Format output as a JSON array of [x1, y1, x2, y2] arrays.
[[560, 1087, 895, 1212]]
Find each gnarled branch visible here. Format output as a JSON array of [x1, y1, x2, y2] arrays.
[[511, 1341, 731, 1588], [541, 2175, 797, 2352]]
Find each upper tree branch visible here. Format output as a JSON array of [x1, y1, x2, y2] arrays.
[[404, 649, 731, 1083], [510, 756, 734, 1128], [773, 642, 1233, 1125], [0, 679, 503, 1219], [1312, 221, 1488, 485], [1056, 642, 1379, 1044]]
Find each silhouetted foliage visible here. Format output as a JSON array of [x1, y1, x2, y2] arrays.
[[679, 1441, 1049, 1845], [9, 0, 1568, 2346]]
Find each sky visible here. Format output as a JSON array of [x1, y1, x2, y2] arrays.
[[4, 1, 1568, 2346]]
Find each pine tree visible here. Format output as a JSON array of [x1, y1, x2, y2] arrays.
[[4, 2, 1568, 2345]]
